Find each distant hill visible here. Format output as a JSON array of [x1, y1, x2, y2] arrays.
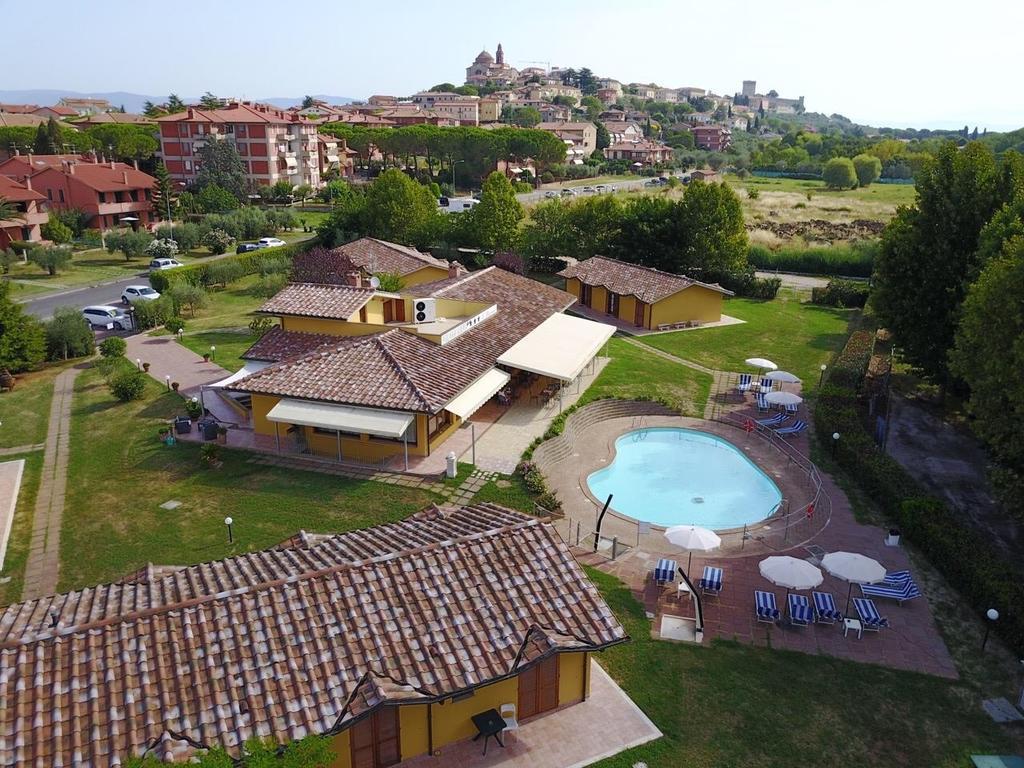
[[0, 90, 357, 113]]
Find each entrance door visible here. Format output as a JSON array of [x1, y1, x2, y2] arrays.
[[606, 291, 619, 317], [580, 283, 592, 308], [350, 708, 400, 768], [517, 656, 560, 720], [634, 300, 645, 328]]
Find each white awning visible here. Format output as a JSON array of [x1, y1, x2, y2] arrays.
[[498, 313, 616, 382], [209, 361, 271, 389], [267, 399, 414, 439], [445, 368, 510, 419]]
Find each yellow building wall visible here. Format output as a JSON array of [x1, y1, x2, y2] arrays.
[[564, 277, 581, 299], [649, 285, 725, 326], [402, 266, 450, 287], [280, 315, 382, 337], [432, 677, 519, 748], [328, 729, 350, 768], [558, 652, 588, 706], [400, 704, 430, 760], [590, 285, 609, 314]]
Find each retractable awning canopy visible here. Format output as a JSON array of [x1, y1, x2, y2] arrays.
[[445, 368, 510, 419], [497, 313, 616, 382], [209, 361, 271, 389], [267, 399, 414, 439]]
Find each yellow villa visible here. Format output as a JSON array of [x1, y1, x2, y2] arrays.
[[218, 245, 616, 469], [328, 237, 456, 287], [558, 255, 733, 331], [0, 503, 630, 767]]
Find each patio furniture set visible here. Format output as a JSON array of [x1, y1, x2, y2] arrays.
[[470, 703, 519, 755], [657, 320, 703, 331], [735, 362, 809, 438]]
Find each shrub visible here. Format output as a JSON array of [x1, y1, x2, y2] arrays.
[[255, 254, 290, 276], [80, 228, 103, 248], [145, 238, 179, 259], [41, 218, 73, 244], [746, 188, 759, 200], [45, 307, 94, 361], [167, 282, 208, 316], [155, 222, 203, 252], [106, 229, 153, 260], [811, 279, 870, 308], [822, 157, 858, 190], [249, 316, 275, 337], [747, 241, 876, 278], [50, 208, 91, 238], [109, 368, 147, 401], [165, 317, 186, 334], [206, 260, 245, 288], [27, 245, 72, 275], [540, 171, 554, 184], [197, 184, 239, 214], [99, 336, 127, 358], [202, 228, 233, 255], [252, 272, 288, 298], [200, 442, 221, 464], [131, 295, 175, 330], [704, 267, 782, 299], [148, 243, 302, 291]]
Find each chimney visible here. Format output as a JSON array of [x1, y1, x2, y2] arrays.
[[448, 262, 461, 278], [187, 107, 195, 119], [347, 271, 362, 288], [24, 176, 33, 191], [68, 162, 75, 175], [122, 170, 129, 185]]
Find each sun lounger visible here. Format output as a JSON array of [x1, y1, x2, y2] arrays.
[[755, 590, 781, 623], [697, 566, 723, 596], [784, 402, 799, 415], [853, 597, 889, 631], [737, 373, 752, 393], [756, 412, 787, 428], [882, 570, 912, 583], [812, 591, 843, 624], [774, 420, 807, 438], [860, 578, 921, 605], [755, 392, 769, 412], [788, 594, 814, 626], [654, 558, 677, 586], [759, 378, 774, 393]]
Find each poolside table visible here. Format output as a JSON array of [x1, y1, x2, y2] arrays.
[[471, 708, 506, 755]]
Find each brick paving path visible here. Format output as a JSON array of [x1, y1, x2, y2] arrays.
[[21, 366, 81, 600], [0, 444, 44, 457]]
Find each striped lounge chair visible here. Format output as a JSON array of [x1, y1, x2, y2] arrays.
[[654, 558, 677, 586], [697, 566, 723, 597], [788, 594, 814, 626], [755, 590, 781, 623], [737, 373, 753, 393], [775, 420, 808, 438], [784, 402, 800, 416], [853, 597, 890, 631], [860, 574, 921, 605], [756, 412, 787, 428], [755, 392, 769, 412], [759, 378, 774, 393], [812, 591, 843, 624]]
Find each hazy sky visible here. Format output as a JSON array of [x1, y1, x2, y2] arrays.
[[3, 0, 1021, 130]]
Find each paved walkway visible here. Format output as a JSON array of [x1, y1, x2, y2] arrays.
[[0, 459, 25, 572], [0, 444, 44, 457], [22, 367, 80, 600]]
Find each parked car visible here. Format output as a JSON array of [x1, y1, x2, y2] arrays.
[[644, 179, 660, 187], [82, 305, 129, 330], [594, 184, 608, 193], [560, 188, 577, 197], [121, 285, 161, 304], [544, 190, 560, 199], [255, 237, 286, 249], [581, 186, 596, 194], [149, 258, 184, 271], [236, 242, 260, 254]]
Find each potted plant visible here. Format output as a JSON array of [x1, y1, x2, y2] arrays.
[[203, 352, 211, 362], [142, 362, 151, 372], [185, 398, 203, 420], [171, 381, 180, 392], [157, 426, 170, 442], [216, 426, 228, 444], [200, 442, 221, 467]]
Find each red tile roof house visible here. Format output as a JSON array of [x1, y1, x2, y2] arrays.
[[156, 102, 322, 190], [214, 245, 616, 471], [28, 159, 157, 230], [0, 175, 48, 248], [602, 139, 675, 165], [0, 503, 630, 767], [0, 153, 91, 182]]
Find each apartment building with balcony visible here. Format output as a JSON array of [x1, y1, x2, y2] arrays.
[[28, 159, 156, 229], [317, 134, 355, 179], [690, 124, 732, 151], [0, 175, 48, 248], [156, 102, 321, 190]]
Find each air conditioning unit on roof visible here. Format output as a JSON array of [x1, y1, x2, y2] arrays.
[[413, 298, 436, 323]]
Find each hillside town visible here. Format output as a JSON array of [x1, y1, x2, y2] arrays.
[[2, 16, 1024, 768]]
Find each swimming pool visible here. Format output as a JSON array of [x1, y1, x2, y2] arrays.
[[586, 428, 783, 529]]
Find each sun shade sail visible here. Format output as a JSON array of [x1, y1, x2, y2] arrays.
[[209, 361, 271, 389], [445, 368, 510, 419], [497, 314, 616, 382], [267, 399, 414, 439]]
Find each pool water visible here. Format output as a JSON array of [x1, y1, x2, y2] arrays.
[[586, 428, 783, 529]]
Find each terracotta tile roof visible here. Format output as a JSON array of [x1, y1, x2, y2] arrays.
[[605, 139, 673, 153], [233, 267, 575, 412], [0, 154, 85, 180], [59, 161, 156, 192], [155, 102, 315, 125], [558, 256, 733, 303], [0, 504, 626, 766], [0, 175, 45, 203], [0, 104, 39, 114], [74, 112, 153, 126], [0, 113, 47, 128], [256, 282, 375, 320], [37, 104, 78, 117], [334, 237, 450, 277], [242, 328, 340, 362]]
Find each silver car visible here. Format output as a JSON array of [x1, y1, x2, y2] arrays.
[[82, 305, 129, 330]]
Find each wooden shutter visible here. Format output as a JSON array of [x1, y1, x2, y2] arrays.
[[537, 656, 560, 714], [634, 300, 645, 327], [350, 709, 401, 768], [518, 665, 539, 719]]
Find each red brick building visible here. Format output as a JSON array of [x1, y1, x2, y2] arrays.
[[156, 102, 321, 190], [690, 125, 732, 151], [0, 175, 48, 248], [29, 160, 156, 230]]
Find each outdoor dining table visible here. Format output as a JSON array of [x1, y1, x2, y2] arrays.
[[471, 708, 506, 755]]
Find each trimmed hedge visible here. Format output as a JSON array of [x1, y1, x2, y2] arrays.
[[811, 279, 870, 308], [149, 243, 299, 292], [817, 325, 1024, 653], [748, 242, 877, 278]]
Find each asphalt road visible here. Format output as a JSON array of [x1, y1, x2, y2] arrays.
[[20, 273, 150, 321], [516, 175, 676, 204]]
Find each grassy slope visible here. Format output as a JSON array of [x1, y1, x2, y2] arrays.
[[588, 568, 1015, 768], [0, 365, 65, 448], [0, 451, 43, 606], [59, 367, 436, 591], [640, 290, 854, 387]]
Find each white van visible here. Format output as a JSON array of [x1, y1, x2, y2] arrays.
[[438, 197, 479, 214]]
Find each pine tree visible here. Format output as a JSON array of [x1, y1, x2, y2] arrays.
[[151, 162, 176, 220]]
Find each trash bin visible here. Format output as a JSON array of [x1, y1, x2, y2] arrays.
[[446, 451, 457, 479], [174, 416, 192, 435], [885, 528, 901, 547]]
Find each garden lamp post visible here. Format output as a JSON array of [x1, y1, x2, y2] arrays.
[[210, 345, 216, 361], [831, 432, 840, 460], [819, 364, 827, 387], [164, 375, 170, 391], [224, 516, 234, 544], [177, 327, 184, 342], [135, 358, 142, 370], [982, 608, 999, 651]]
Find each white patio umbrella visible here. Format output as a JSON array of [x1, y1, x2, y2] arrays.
[[765, 370, 801, 384], [764, 391, 803, 407], [759, 556, 823, 601], [664, 525, 721, 577], [745, 357, 778, 373], [821, 551, 887, 613]]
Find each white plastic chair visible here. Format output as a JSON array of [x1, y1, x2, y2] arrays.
[[500, 702, 519, 738]]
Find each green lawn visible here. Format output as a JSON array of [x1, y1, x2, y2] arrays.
[[725, 173, 918, 207], [639, 290, 855, 387], [588, 568, 1018, 768], [59, 367, 436, 591], [0, 451, 43, 606], [584, 336, 712, 415], [179, 329, 259, 373], [0, 365, 65, 448]]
